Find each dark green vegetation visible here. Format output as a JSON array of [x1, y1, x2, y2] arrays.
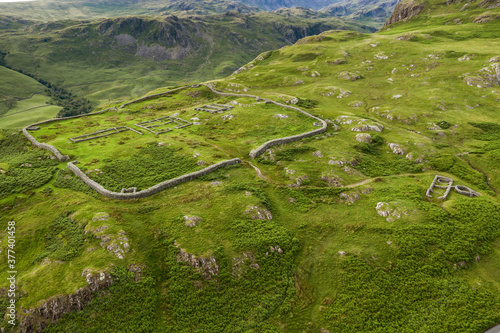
[[34, 212, 87, 263], [0, 130, 58, 198], [1, 0, 500, 332], [93, 143, 200, 192]]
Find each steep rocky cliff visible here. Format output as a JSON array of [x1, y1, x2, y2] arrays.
[[382, 0, 424, 26]]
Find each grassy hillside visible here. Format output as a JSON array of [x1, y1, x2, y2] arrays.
[[0, 0, 500, 332], [0, 66, 44, 99], [0, 66, 61, 125], [0, 12, 374, 110]]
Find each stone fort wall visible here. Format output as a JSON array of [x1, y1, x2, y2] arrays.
[[67, 158, 241, 199]]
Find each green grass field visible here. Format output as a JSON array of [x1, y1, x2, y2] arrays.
[[0, 94, 61, 129], [0, 66, 44, 99]]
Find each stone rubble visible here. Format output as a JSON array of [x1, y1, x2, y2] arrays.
[[244, 206, 273, 220], [184, 215, 202, 227]]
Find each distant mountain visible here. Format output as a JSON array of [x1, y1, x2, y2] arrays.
[[272, 6, 329, 18], [232, 0, 342, 11], [0, 0, 261, 21], [0, 15, 34, 30], [159, 0, 262, 16], [320, 0, 400, 25], [0, 0, 397, 26]]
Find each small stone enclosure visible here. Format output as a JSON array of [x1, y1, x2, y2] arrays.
[[426, 175, 480, 199]]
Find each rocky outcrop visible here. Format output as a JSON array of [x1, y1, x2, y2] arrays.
[[176, 246, 218, 280], [232, 252, 259, 277], [244, 206, 273, 220], [383, 0, 425, 27], [18, 270, 113, 333], [355, 133, 372, 143], [184, 215, 202, 227]]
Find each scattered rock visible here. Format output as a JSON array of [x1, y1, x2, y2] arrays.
[[351, 124, 383, 132], [244, 206, 273, 220], [92, 212, 109, 222], [322, 87, 351, 98], [127, 263, 146, 281], [270, 245, 284, 254], [338, 71, 362, 81], [374, 53, 388, 60], [295, 175, 309, 186], [274, 114, 289, 119], [197, 160, 206, 166], [376, 202, 392, 217], [463, 62, 500, 88], [348, 101, 365, 107], [361, 188, 373, 194], [355, 133, 372, 143], [319, 174, 343, 187], [312, 151, 323, 158], [340, 192, 360, 205], [232, 252, 259, 277], [376, 202, 411, 221], [325, 58, 346, 65], [388, 143, 405, 155], [184, 215, 202, 227], [221, 114, 234, 121]]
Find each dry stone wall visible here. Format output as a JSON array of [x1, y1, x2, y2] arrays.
[[67, 158, 241, 200], [22, 108, 115, 162], [200, 84, 328, 158], [22, 82, 327, 199]]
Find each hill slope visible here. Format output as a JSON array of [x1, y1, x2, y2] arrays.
[[1, 1, 500, 332], [0, 13, 374, 105]]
